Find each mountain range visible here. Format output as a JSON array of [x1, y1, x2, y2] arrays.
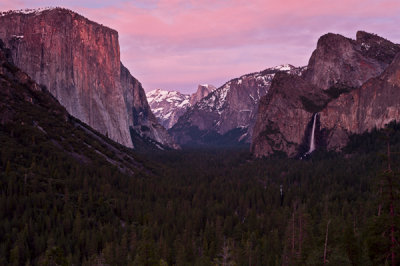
[[145, 30, 400, 156], [168, 64, 305, 147], [1, 7, 400, 157], [146, 84, 215, 129]]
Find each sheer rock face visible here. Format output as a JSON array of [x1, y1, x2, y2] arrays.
[[251, 73, 328, 157], [0, 42, 145, 174], [0, 8, 177, 149], [170, 65, 305, 147], [0, 40, 65, 126], [189, 84, 215, 105], [0, 8, 131, 147], [304, 31, 400, 90], [120, 65, 179, 149], [319, 53, 400, 150], [252, 31, 400, 157]]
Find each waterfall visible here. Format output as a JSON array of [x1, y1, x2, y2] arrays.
[[307, 113, 317, 154]]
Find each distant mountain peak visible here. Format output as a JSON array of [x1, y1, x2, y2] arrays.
[[169, 64, 305, 147], [146, 85, 214, 129], [190, 84, 216, 105]]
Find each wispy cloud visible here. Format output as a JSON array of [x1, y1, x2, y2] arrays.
[[1, 0, 400, 93]]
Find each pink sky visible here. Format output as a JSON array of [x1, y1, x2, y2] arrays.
[[1, 0, 400, 93]]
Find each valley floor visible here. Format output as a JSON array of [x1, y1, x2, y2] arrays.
[[2, 123, 400, 265]]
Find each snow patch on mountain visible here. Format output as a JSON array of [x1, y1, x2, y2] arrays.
[[146, 89, 191, 129], [1, 7, 57, 16], [170, 64, 306, 145], [147, 85, 214, 129], [197, 64, 303, 115]]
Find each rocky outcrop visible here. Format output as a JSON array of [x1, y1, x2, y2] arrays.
[[0, 7, 177, 149], [251, 73, 328, 157], [0, 41, 145, 174], [251, 31, 400, 157], [0, 8, 131, 147], [189, 84, 215, 105], [170, 65, 305, 147], [121, 65, 179, 149], [0, 39, 64, 126], [304, 31, 400, 91], [319, 53, 400, 150]]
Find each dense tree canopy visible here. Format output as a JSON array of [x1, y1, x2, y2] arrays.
[[2, 120, 400, 265]]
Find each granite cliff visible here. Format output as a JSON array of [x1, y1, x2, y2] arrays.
[[0, 7, 176, 149], [0, 40, 145, 173], [252, 31, 400, 157], [120, 64, 178, 148], [189, 84, 215, 105], [305, 31, 399, 90], [319, 52, 400, 151]]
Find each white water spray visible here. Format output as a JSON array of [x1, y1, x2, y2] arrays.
[[307, 113, 318, 154]]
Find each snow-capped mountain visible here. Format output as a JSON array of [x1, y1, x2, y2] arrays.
[[147, 84, 215, 129], [147, 89, 191, 129], [169, 64, 306, 147]]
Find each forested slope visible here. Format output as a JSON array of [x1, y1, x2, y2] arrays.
[[2, 121, 400, 264]]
